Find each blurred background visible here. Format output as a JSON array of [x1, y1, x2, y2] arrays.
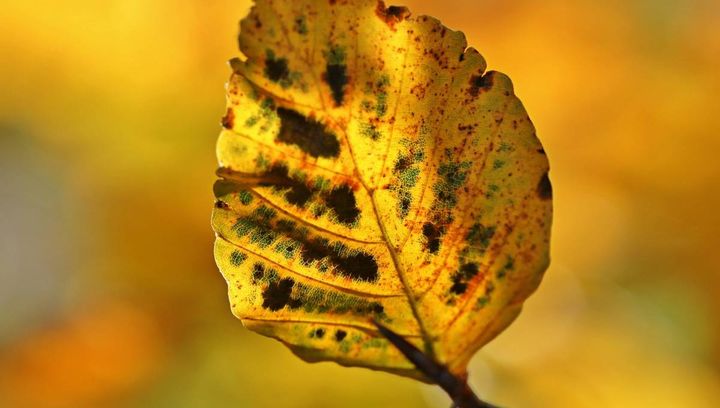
[[2, 0, 719, 406]]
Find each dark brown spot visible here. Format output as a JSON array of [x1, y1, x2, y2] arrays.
[[252, 263, 265, 280], [537, 172, 552, 200], [221, 108, 234, 129], [325, 184, 360, 225], [335, 330, 347, 341], [325, 63, 348, 106], [299, 238, 328, 266], [263, 164, 314, 207], [469, 71, 495, 97], [261, 277, 295, 311], [299, 237, 379, 282], [214, 200, 229, 209], [264, 53, 289, 83], [393, 155, 411, 174], [450, 262, 480, 295], [422, 222, 442, 254], [288, 297, 303, 309], [276, 108, 340, 158], [334, 252, 378, 282], [375, 1, 410, 29], [399, 197, 410, 214], [314, 328, 325, 338]]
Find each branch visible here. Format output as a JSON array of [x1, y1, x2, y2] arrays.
[[372, 320, 499, 408]]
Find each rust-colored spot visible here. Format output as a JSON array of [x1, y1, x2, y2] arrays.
[[375, 1, 410, 29], [221, 108, 235, 129]]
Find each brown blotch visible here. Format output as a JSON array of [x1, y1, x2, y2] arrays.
[[324, 184, 360, 225], [375, 1, 411, 29], [261, 277, 296, 311], [449, 262, 480, 295], [276, 108, 340, 158], [537, 172, 552, 200], [263, 164, 314, 207], [469, 71, 496, 97], [221, 108, 235, 129], [336, 252, 377, 282], [299, 238, 379, 282], [335, 330, 347, 341], [324, 63, 348, 106], [265, 54, 290, 84], [422, 222, 443, 254]]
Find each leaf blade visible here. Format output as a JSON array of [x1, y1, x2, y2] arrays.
[[213, 0, 552, 379]]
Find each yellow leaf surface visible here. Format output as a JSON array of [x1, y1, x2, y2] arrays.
[[212, 0, 552, 380]]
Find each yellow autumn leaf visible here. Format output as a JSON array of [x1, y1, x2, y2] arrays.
[[212, 0, 552, 380]]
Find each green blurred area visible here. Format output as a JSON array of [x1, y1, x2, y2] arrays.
[[1, 0, 719, 406]]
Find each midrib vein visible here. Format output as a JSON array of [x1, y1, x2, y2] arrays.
[[369, 191, 436, 359], [263, 2, 435, 359]]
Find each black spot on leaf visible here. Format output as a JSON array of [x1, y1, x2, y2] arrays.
[[393, 155, 411, 174], [325, 63, 348, 106], [261, 277, 295, 311], [450, 262, 480, 295], [422, 222, 442, 254], [288, 297, 303, 309], [335, 330, 347, 341], [252, 263, 265, 281], [387, 6, 408, 17], [299, 237, 379, 282], [325, 184, 360, 225], [276, 108, 340, 158], [264, 51, 290, 83], [371, 303, 384, 314], [299, 238, 329, 266], [263, 164, 314, 207], [334, 252, 378, 282], [375, 2, 411, 28], [469, 71, 495, 97], [399, 196, 411, 215]]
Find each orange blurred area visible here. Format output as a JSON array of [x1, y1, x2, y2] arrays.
[[1, 0, 719, 407]]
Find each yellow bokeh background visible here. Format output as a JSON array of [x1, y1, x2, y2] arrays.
[[1, 0, 719, 407]]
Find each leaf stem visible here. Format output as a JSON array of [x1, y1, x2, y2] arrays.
[[372, 320, 499, 408]]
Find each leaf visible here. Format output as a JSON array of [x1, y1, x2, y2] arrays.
[[212, 0, 552, 380]]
